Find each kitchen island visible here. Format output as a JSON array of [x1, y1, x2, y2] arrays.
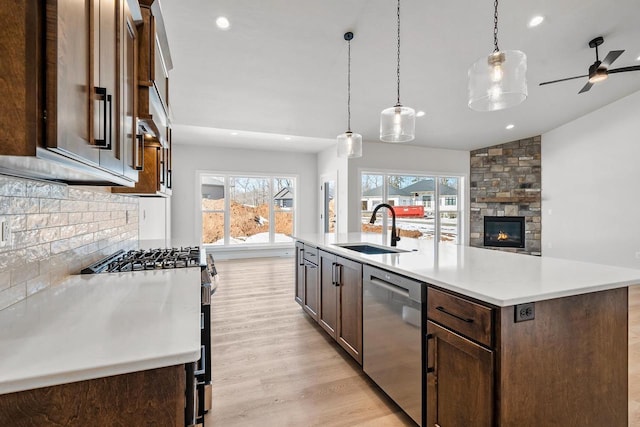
[[0, 268, 201, 425], [294, 232, 640, 426]]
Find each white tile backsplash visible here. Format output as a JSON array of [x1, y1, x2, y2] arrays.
[[0, 175, 139, 310]]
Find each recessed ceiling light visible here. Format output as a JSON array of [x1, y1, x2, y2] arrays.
[[505, 124, 515, 130], [230, 132, 239, 136], [637, 55, 640, 61], [528, 15, 544, 28], [416, 110, 426, 117], [284, 137, 292, 140], [216, 16, 230, 30]]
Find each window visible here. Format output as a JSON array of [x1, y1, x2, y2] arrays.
[[361, 172, 463, 244], [200, 173, 295, 246]]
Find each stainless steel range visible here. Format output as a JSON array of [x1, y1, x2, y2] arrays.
[[82, 246, 215, 426]]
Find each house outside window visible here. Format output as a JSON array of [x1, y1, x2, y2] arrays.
[[200, 173, 296, 246], [361, 173, 462, 244]]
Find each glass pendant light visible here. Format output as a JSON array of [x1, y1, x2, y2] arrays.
[[380, 0, 415, 143], [468, 0, 527, 112], [337, 32, 362, 158]]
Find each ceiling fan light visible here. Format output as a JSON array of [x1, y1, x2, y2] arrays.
[[380, 105, 416, 143], [468, 50, 528, 112], [588, 69, 608, 83], [337, 131, 363, 158]]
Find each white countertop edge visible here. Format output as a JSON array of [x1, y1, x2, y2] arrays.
[[294, 233, 640, 307], [0, 348, 201, 395]]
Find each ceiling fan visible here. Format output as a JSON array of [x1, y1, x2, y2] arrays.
[[539, 36, 640, 93]]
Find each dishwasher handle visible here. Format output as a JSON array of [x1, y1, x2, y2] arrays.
[[369, 277, 411, 299]]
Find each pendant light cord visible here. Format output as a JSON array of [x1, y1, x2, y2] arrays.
[[347, 38, 352, 132], [493, 0, 500, 52], [396, 0, 401, 105]]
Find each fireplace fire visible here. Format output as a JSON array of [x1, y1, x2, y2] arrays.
[[484, 216, 525, 248]]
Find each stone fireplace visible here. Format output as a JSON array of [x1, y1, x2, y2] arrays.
[[470, 136, 541, 256]]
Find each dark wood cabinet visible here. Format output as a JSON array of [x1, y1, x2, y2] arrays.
[[0, 0, 139, 186], [294, 243, 319, 321], [318, 250, 363, 364], [113, 0, 172, 196], [426, 320, 493, 427]]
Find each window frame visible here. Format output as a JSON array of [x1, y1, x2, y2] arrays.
[[197, 171, 297, 248]]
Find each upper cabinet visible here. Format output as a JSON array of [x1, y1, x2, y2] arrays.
[[113, 0, 173, 197], [0, 0, 140, 186]]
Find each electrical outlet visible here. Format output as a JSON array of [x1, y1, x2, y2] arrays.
[[515, 302, 535, 322]]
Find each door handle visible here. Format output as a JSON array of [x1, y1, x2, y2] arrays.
[[298, 248, 304, 266]]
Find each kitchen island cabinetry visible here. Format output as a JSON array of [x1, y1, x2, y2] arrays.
[[294, 242, 319, 320], [294, 233, 639, 426], [0, 0, 140, 186], [318, 250, 363, 364], [426, 288, 494, 427]]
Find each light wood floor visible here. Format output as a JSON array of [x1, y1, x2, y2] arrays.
[[207, 257, 640, 426]]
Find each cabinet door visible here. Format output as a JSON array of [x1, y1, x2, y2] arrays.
[[303, 261, 319, 321], [336, 256, 362, 364], [318, 251, 337, 337], [93, 0, 123, 174], [119, 0, 139, 181], [426, 321, 493, 427], [46, 0, 98, 164], [294, 242, 304, 306]]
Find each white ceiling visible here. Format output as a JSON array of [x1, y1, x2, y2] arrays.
[[161, 0, 640, 153]]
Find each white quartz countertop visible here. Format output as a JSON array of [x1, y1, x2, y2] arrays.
[[294, 233, 640, 307], [0, 268, 201, 394]]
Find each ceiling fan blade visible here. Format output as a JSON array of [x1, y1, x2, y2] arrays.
[[578, 82, 593, 94], [607, 65, 640, 74], [539, 74, 588, 86], [601, 50, 624, 68]]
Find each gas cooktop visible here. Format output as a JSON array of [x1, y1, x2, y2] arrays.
[[81, 247, 201, 274]]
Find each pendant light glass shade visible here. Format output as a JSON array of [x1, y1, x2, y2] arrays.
[[380, 105, 415, 143], [468, 50, 527, 112], [337, 32, 362, 158], [337, 131, 362, 158], [380, 0, 415, 143]]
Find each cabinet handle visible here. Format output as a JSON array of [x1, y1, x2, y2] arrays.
[[134, 134, 144, 170], [298, 248, 304, 266], [436, 306, 474, 323], [426, 333, 435, 373], [335, 263, 342, 287], [331, 262, 336, 285], [94, 87, 109, 148]]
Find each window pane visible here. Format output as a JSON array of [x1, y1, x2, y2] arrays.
[[202, 176, 225, 210], [228, 177, 270, 244], [439, 177, 460, 244], [361, 174, 384, 234], [202, 212, 224, 245], [388, 175, 435, 240], [274, 178, 294, 242]]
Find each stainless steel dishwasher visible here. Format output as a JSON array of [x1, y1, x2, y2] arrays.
[[363, 264, 424, 426]]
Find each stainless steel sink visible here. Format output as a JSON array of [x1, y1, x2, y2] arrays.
[[332, 243, 409, 255]]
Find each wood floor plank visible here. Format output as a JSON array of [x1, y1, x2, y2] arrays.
[[206, 257, 640, 426], [206, 257, 415, 426]]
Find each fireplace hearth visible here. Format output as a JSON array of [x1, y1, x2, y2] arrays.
[[484, 216, 525, 248]]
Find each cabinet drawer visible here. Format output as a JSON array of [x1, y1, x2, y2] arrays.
[[427, 287, 493, 347], [303, 246, 319, 264]]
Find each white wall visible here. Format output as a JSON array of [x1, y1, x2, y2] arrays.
[[347, 141, 470, 243], [542, 90, 640, 269], [171, 143, 317, 247], [317, 145, 348, 234]]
